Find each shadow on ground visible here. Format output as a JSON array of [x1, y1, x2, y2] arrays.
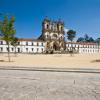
[[0, 59, 14, 62], [91, 59, 100, 63]]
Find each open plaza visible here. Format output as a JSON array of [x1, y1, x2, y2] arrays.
[[0, 53, 100, 69], [0, 0, 100, 99]]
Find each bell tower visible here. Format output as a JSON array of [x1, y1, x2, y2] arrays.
[[42, 16, 50, 33]]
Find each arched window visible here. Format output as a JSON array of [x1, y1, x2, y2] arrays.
[[47, 24, 49, 29], [61, 26, 63, 31], [46, 35, 49, 38], [41, 48, 43, 52], [61, 36, 63, 40]]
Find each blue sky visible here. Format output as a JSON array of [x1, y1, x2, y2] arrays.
[[0, 0, 100, 39]]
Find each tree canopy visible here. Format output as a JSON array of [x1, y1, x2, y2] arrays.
[[0, 15, 16, 62], [0, 16, 16, 43], [67, 30, 76, 42], [77, 37, 84, 42], [95, 38, 100, 44], [77, 34, 95, 43]]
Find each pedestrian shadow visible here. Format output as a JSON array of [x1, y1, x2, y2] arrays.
[[0, 60, 5, 62], [0, 59, 14, 62], [91, 59, 100, 63]]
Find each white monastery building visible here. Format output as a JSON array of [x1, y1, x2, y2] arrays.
[[0, 17, 100, 54], [0, 38, 45, 53]]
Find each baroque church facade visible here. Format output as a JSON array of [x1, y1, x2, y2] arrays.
[[39, 17, 66, 53], [0, 17, 100, 54]]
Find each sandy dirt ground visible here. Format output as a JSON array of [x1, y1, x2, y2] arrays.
[[0, 53, 100, 69]]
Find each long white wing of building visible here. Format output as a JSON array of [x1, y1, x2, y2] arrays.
[[0, 38, 100, 54]]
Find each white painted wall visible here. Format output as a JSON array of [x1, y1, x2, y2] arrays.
[[0, 40, 100, 54], [0, 40, 45, 53], [66, 43, 100, 53]]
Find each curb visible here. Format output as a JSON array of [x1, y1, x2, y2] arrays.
[[0, 66, 100, 73]]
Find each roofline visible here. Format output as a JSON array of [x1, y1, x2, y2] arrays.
[[66, 42, 100, 45]]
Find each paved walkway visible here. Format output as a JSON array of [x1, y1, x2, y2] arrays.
[[0, 69, 100, 100]]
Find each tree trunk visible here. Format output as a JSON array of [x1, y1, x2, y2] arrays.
[[14, 46, 17, 57], [8, 42, 11, 62], [71, 41, 73, 56]]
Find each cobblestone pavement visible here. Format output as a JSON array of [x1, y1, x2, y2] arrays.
[[0, 70, 100, 100]]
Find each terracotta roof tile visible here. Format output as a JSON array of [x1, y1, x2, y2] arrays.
[[17, 38, 44, 42], [17, 38, 33, 41]]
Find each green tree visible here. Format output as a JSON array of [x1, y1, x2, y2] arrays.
[[88, 37, 94, 42], [67, 29, 76, 55], [11, 37, 18, 57], [84, 34, 89, 42], [95, 38, 100, 52], [77, 37, 84, 42], [0, 20, 2, 36], [0, 16, 16, 62], [67, 30, 76, 42], [77, 35, 95, 43], [95, 38, 100, 44]]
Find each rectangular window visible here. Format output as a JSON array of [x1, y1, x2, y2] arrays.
[[12, 48, 14, 51], [67, 44, 69, 47], [32, 42, 34, 46], [0, 47, 3, 52], [37, 48, 39, 52], [32, 48, 34, 51], [41, 43, 43, 46], [6, 47, 8, 51], [41, 48, 43, 52], [26, 42, 28, 46], [17, 42, 20, 45], [37, 43, 39, 46], [26, 48, 28, 51]]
